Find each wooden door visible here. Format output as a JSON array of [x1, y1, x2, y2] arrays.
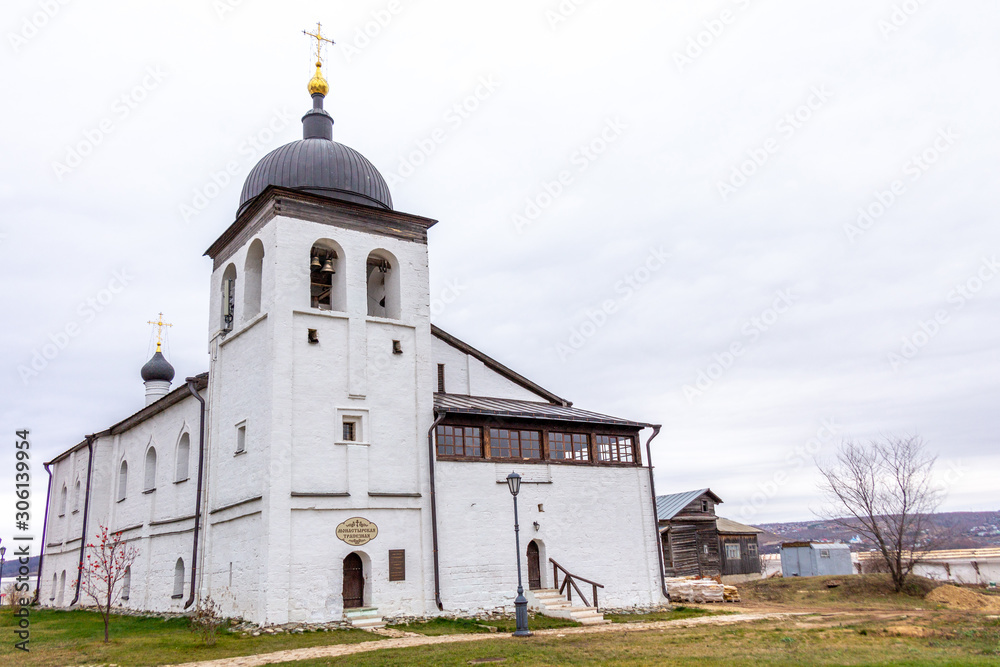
[[342, 553, 364, 609], [527, 541, 541, 590]]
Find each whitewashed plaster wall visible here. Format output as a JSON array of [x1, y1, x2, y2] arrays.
[[203, 209, 437, 624], [435, 461, 664, 612], [431, 337, 550, 402], [41, 394, 203, 615]]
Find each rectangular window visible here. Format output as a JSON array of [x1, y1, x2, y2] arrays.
[[389, 549, 405, 581], [437, 364, 446, 393], [343, 421, 356, 442], [489, 429, 541, 460], [596, 435, 634, 463], [820, 549, 831, 559], [236, 423, 246, 453], [725, 543, 741, 560], [549, 432, 589, 461], [436, 425, 482, 458], [748, 542, 758, 558]]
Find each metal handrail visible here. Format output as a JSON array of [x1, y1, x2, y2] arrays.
[[549, 558, 604, 610]]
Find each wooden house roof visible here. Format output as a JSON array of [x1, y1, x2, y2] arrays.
[[655, 488, 723, 521]]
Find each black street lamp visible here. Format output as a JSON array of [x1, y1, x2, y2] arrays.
[[506, 471, 532, 637]]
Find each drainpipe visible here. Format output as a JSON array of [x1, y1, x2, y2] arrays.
[[643, 425, 668, 600], [35, 462, 55, 604], [70, 436, 96, 606], [184, 377, 207, 609], [427, 411, 447, 610]]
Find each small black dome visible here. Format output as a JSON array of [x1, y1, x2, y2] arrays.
[[141, 351, 175, 383], [239, 139, 393, 215]]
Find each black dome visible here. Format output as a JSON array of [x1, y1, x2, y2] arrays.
[[141, 351, 175, 383], [239, 139, 393, 214]]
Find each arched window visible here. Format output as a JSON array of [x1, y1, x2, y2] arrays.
[[118, 461, 128, 501], [50, 572, 57, 601], [221, 263, 237, 332], [175, 433, 190, 482], [121, 566, 131, 601], [173, 558, 185, 598], [59, 484, 67, 516], [74, 479, 81, 511], [57, 570, 66, 606], [144, 447, 157, 492], [243, 239, 264, 320], [310, 240, 346, 311], [367, 250, 400, 319]]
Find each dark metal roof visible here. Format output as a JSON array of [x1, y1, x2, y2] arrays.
[[656, 489, 724, 521], [140, 350, 175, 382], [434, 393, 650, 428], [239, 139, 393, 216], [431, 325, 570, 406]]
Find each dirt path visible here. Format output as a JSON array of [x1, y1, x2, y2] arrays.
[[167, 613, 805, 667]]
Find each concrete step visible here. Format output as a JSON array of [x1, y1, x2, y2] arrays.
[[525, 587, 608, 624], [344, 607, 385, 630], [576, 616, 611, 625]]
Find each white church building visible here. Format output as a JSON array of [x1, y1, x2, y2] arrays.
[[39, 58, 667, 626]]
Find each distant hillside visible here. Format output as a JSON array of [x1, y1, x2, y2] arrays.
[[756, 511, 1000, 554], [0, 555, 40, 578]]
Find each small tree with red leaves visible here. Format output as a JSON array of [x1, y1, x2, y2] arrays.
[[78, 525, 139, 643]]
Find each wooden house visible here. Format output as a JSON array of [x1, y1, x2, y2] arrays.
[[656, 489, 723, 577], [657, 490, 764, 581], [717, 517, 763, 578]]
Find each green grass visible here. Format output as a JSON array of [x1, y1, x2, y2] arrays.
[[0, 608, 378, 667], [604, 605, 721, 624], [284, 613, 1000, 666], [387, 615, 581, 636]]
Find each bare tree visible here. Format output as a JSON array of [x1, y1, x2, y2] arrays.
[[78, 525, 139, 643], [816, 436, 943, 592]]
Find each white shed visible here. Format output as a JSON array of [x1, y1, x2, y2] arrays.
[[780, 542, 854, 577]]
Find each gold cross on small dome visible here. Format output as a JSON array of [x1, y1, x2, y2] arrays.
[[147, 313, 173, 352], [303, 22, 336, 63], [303, 22, 336, 96]]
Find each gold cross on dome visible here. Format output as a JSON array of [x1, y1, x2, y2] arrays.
[[303, 22, 336, 65], [147, 313, 173, 352]]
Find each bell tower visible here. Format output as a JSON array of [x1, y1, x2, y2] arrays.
[[200, 33, 439, 625]]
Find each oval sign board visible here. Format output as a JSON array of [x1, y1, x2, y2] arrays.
[[336, 517, 378, 546]]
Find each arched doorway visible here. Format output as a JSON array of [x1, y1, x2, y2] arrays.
[[342, 553, 365, 609], [527, 541, 541, 590]]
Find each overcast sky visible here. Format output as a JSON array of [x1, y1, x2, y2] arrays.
[[2, 0, 998, 552]]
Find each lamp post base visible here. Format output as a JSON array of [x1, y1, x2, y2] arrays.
[[512, 593, 532, 637]]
